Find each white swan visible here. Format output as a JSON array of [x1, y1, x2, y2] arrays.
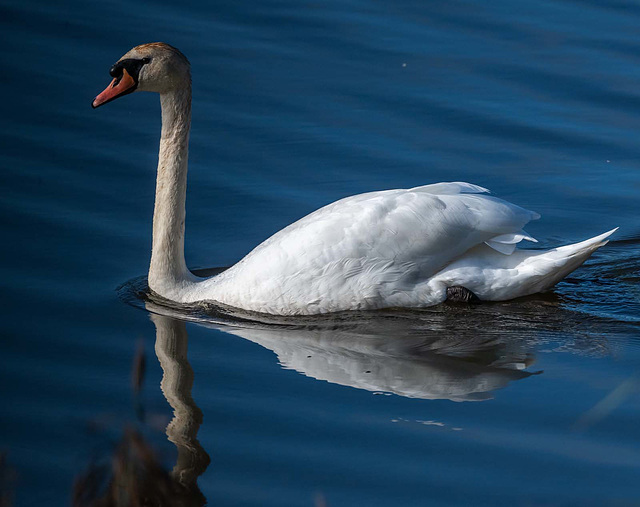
[[93, 43, 617, 316]]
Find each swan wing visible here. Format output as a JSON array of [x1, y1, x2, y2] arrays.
[[195, 182, 539, 314]]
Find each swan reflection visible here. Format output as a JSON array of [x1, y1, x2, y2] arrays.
[[72, 314, 210, 506], [129, 304, 540, 504], [151, 313, 210, 492], [214, 321, 535, 401], [76, 286, 613, 504], [136, 272, 609, 403], [145, 297, 549, 402]]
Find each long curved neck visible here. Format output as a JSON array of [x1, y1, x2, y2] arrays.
[[149, 82, 195, 292]]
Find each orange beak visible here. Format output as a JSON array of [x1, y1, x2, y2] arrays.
[[92, 68, 137, 108]]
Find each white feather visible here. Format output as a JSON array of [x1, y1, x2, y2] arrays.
[[484, 229, 538, 255]]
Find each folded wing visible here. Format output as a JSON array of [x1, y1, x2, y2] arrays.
[[201, 182, 542, 313]]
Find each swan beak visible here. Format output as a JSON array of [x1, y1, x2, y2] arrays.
[[92, 68, 137, 109]]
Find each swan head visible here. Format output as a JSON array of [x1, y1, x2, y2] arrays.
[[92, 42, 190, 108]]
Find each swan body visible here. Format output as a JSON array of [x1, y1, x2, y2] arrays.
[[93, 43, 616, 316]]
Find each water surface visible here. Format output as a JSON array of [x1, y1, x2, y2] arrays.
[[1, 0, 639, 505]]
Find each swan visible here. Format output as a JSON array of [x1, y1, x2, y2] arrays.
[[93, 43, 617, 316]]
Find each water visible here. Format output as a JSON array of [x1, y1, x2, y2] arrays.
[[1, 0, 639, 505]]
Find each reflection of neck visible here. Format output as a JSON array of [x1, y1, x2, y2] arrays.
[[151, 313, 210, 492]]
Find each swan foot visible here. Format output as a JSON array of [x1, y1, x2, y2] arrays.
[[446, 286, 480, 303]]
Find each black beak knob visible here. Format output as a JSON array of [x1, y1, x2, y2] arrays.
[[109, 62, 122, 78]]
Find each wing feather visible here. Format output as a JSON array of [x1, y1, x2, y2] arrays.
[[202, 182, 542, 313], [409, 181, 490, 195]]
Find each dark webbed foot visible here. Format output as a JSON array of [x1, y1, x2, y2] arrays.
[[446, 286, 480, 303]]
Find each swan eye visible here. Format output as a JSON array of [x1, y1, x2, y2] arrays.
[[142, 57, 151, 64]]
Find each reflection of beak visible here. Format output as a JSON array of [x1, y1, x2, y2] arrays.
[[92, 68, 136, 109]]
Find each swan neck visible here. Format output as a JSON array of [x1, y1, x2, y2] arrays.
[[149, 83, 195, 292]]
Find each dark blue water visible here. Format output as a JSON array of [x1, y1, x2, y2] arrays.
[[1, 0, 639, 505]]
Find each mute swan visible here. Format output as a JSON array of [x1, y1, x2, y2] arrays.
[[93, 43, 617, 316]]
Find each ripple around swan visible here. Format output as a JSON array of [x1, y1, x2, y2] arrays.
[[118, 237, 638, 404], [121, 233, 640, 331]]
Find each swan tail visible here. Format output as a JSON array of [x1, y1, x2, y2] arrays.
[[433, 228, 618, 301], [520, 228, 618, 293]]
